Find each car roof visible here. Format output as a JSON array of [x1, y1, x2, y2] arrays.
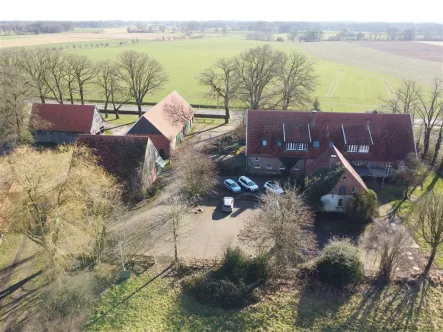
[[225, 179, 235, 184], [240, 176, 251, 181], [223, 197, 234, 204]]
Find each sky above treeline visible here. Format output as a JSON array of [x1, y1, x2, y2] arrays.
[[2, 0, 442, 23]]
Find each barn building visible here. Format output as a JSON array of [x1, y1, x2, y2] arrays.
[[30, 103, 105, 144], [77, 135, 164, 200], [126, 91, 194, 158]]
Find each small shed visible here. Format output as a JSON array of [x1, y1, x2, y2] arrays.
[[30, 103, 105, 144]]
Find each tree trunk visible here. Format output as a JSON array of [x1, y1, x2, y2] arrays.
[[422, 129, 431, 159], [431, 124, 443, 167], [80, 85, 84, 105], [69, 87, 74, 105], [224, 105, 230, 124], [40, 93, 45, 103], [116, 110, 120, 120], [104, 98, 109, 118], [173, 218, 178, 263], [422, 245, 438, 278], [137, 101, 142, 118]]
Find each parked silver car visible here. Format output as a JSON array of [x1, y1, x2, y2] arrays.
[[238, 176, 259, 192], [222, 197, 234, 213], [264, 181, 284, 195]]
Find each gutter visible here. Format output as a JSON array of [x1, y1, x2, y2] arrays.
[[245, 109, 249, 156], [341, 124, 347, 144], [367, 123, 374, 145], [410, 113, 418, 158], [308, 124, 312, 143]]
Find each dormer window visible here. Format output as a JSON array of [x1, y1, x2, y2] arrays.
[[277, 140, 282, 147], [347, 145, 358, 153], [358, 145, 369, 153], [286, 142, 308, 151], [262, 139, 267, 147], [313, 141, 320, 148]]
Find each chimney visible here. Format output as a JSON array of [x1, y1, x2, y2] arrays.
[[329, 154, 337, 168], [311, 110, 317, 126]]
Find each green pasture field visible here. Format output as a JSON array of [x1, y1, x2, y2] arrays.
[[63, 36, 407, 112]]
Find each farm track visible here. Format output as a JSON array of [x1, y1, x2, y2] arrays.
[[325, 71, 342, 98]]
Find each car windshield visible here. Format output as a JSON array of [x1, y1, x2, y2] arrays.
[[247, 181, 255, 186]]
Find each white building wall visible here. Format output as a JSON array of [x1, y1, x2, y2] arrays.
[[320, 194, 353, 212]]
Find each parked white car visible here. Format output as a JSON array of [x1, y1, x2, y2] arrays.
[[238, 176, 259, 192], [222, 197, 234, 213], [263, 181, 284, 195], [224, 179, 241, 193]]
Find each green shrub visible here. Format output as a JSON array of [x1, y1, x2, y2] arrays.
[[317, 238, 364, 287], [183, 247, 268, 309], [305, 166, 345, 206], [346, 189, 379, 222], [182, 275, 250, 309]]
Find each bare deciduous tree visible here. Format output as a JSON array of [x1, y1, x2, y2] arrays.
[[44, 50, 68, 104], [416, 79, 443, 160], [412, 192, 443, 279], [118, 50, 168, 117], [95, 60, 114, 118], [66, 54, 96, 105], [236, 45, 284, 109], [277, 51, 316, 110], [198, 57, 239, 123], [171, 142, 217, 199], [239, 183, 315, 273], [162, 96, 194, 127], [287, 31, 298, 42], [18, 48, 51, 103], [382, 80, 420, 116], [393, 153, 427, 200], [363, 221, 410, 282], [0, 62, 31, 145]]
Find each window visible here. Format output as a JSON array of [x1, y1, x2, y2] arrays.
[[286, 142, 296, 150], [313, 140, 320, 148], [277, 140, 282, 147], [386, 162, 393, 175], [338, 198, 344, 207], [254, 164, 260, 169], [358, 145, 370, 153], [266, 165, 272, 170], [352, 187, 356, 194], [255, 157, 259, 162], [367, 163, 372, 168], [329, 141, 334, 147], [297, 143, 308, 151], [354, 161, 362, 166], [262, 139, 267, 147], [347, 145, 358, 152], [400, 161, 406, 172], [280, 165, 285, 170], [294, 165, 300, 171], [339, 186, 346, 195]]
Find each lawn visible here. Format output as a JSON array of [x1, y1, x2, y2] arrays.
[[85, 268, 442, 331], [53, 36, 414, 112], [104, 114, 139, 127]]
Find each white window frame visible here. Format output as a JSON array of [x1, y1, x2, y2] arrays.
[[286, 142, 296, 151], [297, 143, 308, 151], [280, 165, 285, 170], [254, 164, 260, 169], [386, 162, 393, 175], [338, 198, 344, 207], [266, 165, 272, 170], [358, 145, 369, 153], [354, 161, 362, 166], [262, 139, 267, 147], [255, 157, 259, 162], [294, 165, 300, 171], [352, 187, 356, 194], [347, 145, 358, 153]]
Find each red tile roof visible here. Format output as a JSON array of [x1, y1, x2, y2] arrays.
[[247, 110, 416, 162], [30, 103, 97, 133], [128, 91, 194, 139], [77, 135, 150, 185], [306, 145, 368, 192]]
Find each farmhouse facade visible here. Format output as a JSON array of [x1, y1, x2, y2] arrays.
[[30, 103, 105, 144], [245, 110, 416, 177], [126, 91, 194, 158], [77, 135, 164, 198], [306, 146, 368, 212]]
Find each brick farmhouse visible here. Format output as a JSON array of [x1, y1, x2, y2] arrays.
[[246, 110, 416, 178], [126, 91, 194, 158], [30, 103, 105, 144], [306, 145, 368, 211]]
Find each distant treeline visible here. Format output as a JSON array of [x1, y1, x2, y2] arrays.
[[1, 20, 442, 40]]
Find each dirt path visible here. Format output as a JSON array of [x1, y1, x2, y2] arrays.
[[0, 236, 27, 294]]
